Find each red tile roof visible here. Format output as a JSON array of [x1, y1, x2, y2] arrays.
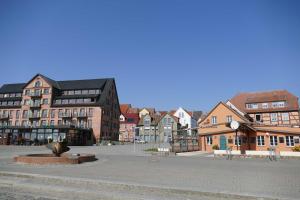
[[230, 90, 299, 113], [121, 113, 139, 124], [120, 104, 131, 114]]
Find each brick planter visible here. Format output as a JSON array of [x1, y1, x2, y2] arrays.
[[14, 153, 96, 165]]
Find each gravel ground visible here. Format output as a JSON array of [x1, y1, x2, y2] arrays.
[[0, 145, 299, 200]]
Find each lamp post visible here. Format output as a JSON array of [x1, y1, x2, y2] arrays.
[[171, 121, 174, 153], [230, 121, 240, 150]]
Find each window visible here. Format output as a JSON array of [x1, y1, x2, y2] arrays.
[[206, 136, 213, 145], [24, 99, 30, 106], [84, 98, 91, 103], [50, 110, 55, 118], [41, 120, 47, 126], [286, 136, 294, 147], [271, 113, 278, 122], [43, 89, 49, 94], [58, 120, 62, 125], [50, 120, 55, 126], [82, 90, 88, 94], [88, 90, 96, 94], [272, 101, 285, 108], [62, 99, 68, 104], [255, 114, 262, 122], [282, 113, 289, 121], [257, 136, 265, 146], [246, 103, 258, 109], [9, 93, 16, 97], [22, 110, 28, 118], [41, 110, 48, 118], [211, 116, 217, 125], [144, 118, 151, 126], [279, 137, 284, 143], [262, 103, 268, 109], [127, 118, 134, 123], [42, 99, 49, 105], [88, 119, 92, 128], [25, 90, 30, 96], [234, 136, 241, 146], [69, 99, 76, 104], [58, 109, 63, 117], [76, 99, 83, 104], [35, 81, 41, 87], [55, 99, 61, 105], [88, 108, 93, 117], [270, 136, 278, 146], [16, 110, 20, 118], [15, 120, 20, 126], [74, 90, 81, 95], [226, 115, 232, 123]]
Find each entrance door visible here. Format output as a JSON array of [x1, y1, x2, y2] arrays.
[[220, 135, 227, 150]]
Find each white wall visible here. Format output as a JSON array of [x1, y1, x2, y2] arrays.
[[173, 107, 196, 135]]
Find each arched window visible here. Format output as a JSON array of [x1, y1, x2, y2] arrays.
[[35, 81, 41, 87]]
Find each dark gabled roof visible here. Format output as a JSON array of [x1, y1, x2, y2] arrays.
[[22, 73, 61, 89], [0, 83, 26, 93], [230, 90, 299, 113], [39, 74, 61, 89], [57, 79, 108, 90], [0, 74, 112, 94]]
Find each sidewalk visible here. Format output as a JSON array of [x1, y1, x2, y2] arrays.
[[175, 151, 212, 157]]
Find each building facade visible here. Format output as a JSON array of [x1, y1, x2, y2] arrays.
[[173, 107, 197, 135], [198, 90, 300, 152], [0, 74, 120, 145], [119, 113, 139, 142], [137, 114, 160, 142], [156, 113, 180, 143]]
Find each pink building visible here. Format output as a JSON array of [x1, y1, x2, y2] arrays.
[[0, 74, 120, 145], [119, 113, 139, 142]]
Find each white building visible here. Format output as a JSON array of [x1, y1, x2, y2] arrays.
[[173, 107, 197, 135]]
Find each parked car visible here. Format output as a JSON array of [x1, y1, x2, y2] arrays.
[[135, 139, 147, 144]]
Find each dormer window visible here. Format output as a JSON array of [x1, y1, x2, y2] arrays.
[[272, 101, 285, 108], [35, 81, 42, 88], [246, 103, 258, 109]]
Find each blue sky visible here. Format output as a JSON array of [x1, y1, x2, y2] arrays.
[[0, 0, 299, 112]]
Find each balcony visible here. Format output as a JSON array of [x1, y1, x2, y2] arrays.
[[0, 114, 9, 120], [28, 113, 41, 119], [61, 113, 72, 118], [29, 92, 42, 98], [77, 112, 87, 118], [30, 102, 41, 108]]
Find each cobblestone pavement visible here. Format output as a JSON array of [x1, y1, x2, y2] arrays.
[[0, 145, 299, 200]]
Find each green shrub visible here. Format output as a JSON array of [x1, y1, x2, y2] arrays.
[[212, 144, 219, 150], [144, 148, 158, 152]]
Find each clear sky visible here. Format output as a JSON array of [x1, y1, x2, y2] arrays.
[[0, 0, 299, 112]]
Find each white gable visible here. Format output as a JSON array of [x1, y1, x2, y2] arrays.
[[226, 101, 245, 116]]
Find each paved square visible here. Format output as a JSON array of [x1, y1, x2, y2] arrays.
[[0, 145, 299, 200]]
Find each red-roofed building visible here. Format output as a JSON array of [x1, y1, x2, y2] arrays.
[[120, 104, 131, 114], [119, 113, 139, 142]]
